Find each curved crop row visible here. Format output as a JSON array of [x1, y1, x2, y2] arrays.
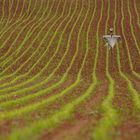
[[0, 0, 37, 43], [0, 0, 45, 65], [0, 0, 81, 100], [127, 0, 140, 79], [116, 0, 140, 109], [0, 0, 139, 140], [134, 1, 140, 27], [6, 0, 100, 139], [0, 0, 89, 119], [0, 0, 61, 86], [92, 1, 119, 139], [0, 0, 82, 109], [0, 0, 90, 107]]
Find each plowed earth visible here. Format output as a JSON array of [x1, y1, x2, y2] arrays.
[[0, 0, 140, 140]]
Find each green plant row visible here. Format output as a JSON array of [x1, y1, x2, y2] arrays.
[[127, 0, 140, 79], [0, 0, 49, 67], [0, 0, 63, 88], [0, 0, 55, 77], [116, 0, 140, 110], [0, 0, 88, 111], [0, 0, 40, 55], [0, 0, 83, 109], [0, 0, 81, 102], [0, 0, 76, 92], [0, 0, 28, 36], [0, 0, 91, 117], [92, 1, 119, 139], [7, 0, 99, 139]]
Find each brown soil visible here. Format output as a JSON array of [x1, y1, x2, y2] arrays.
[[0, 0, 80, 89], [0, 0, 140, 140], [114, 118, 140, 140], [112, 1, 140, 140], [39, 0, 109, 139], [1, 1, 65, 74], [39, 79, 108, 140], [122, 0, 140, 72]]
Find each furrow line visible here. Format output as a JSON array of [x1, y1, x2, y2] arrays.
[[116, 46, 140, 109], [0, 0, 90, 118], [9, 0, 26, 24], [0, 0, 11, 29], [127, 0, 140, 79], [0, 0, 31, 37], [0, 0, 71, 89], [0, 0, 6, 23], [9, 0, 20, 23], [3, 0, 30, 31], [0, 0, 43, 61], [0, 0, 38, 51], [0, 0, 86, 99], [6, 0, 103, 139], [92, 1, 119, 139], [0, 0, 89, 106], [117, 0, 140, 109], [0, 0, 58, 77], [0, 0, 95, 110], [0, 0, 53, 73], [134, 1, 140, 27], [0, 0, 79, 107], [127, 0, 140, 61], [0, 0, 69, 79]]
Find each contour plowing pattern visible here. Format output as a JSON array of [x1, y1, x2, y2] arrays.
[[0, 0, 140, 140]]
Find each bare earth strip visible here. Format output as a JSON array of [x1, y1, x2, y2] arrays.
[[0, 0, 140, 140]]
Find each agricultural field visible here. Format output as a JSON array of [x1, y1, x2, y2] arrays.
[[0, 0, 140, 140]]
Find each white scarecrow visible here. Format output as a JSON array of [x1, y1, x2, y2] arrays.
[[103, 28, 121, 50]]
